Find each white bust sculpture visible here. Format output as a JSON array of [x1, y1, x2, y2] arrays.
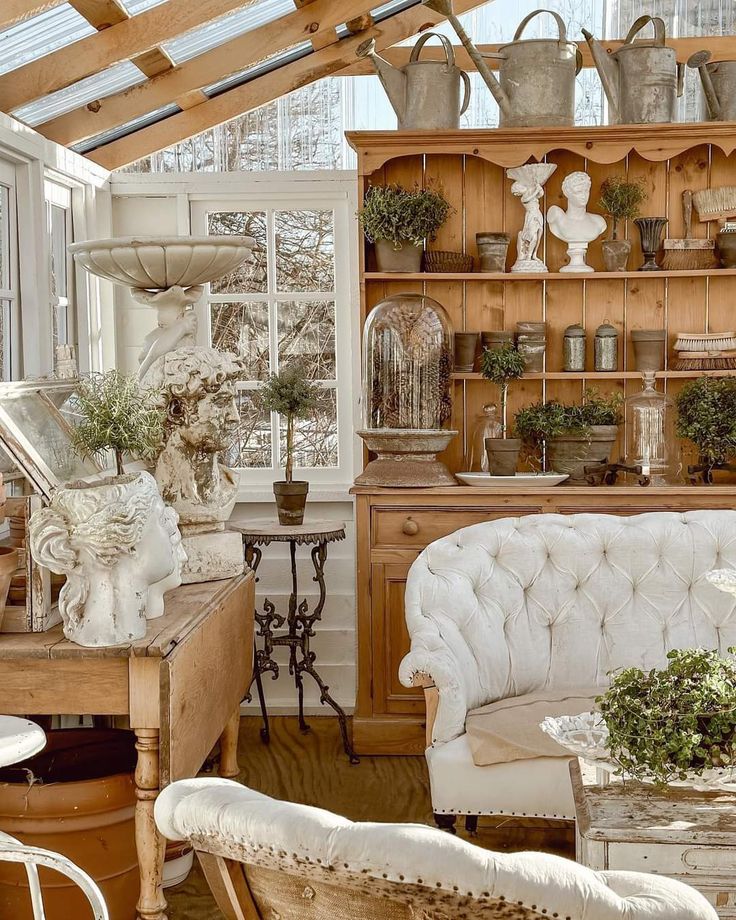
[[143, 346, 246, 583], [29, 471, 185, 647], [547, 171, 607, 273], [507, 163, 558, 273]]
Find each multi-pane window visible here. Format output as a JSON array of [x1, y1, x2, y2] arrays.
[[0, 162, 18, 380], [198, 199, 347, 482], [44, 180, 75, 355]]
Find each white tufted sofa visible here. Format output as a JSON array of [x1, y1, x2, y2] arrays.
[[399, 511, 736, 825]]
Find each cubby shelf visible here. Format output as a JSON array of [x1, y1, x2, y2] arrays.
[[452, 369, 736, 381], [364, 269, 736, 282]]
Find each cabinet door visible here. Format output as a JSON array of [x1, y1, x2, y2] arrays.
[[371, 563, 425, 716]]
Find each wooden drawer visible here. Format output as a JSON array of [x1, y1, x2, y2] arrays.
[[372, 506, 524, 548]]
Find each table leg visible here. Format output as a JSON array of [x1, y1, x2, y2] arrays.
[[219, 707, 241, 778], [134, 729, 167, 920]]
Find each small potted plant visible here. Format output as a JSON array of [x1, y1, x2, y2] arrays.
[[676, 376, 736, 480], [258, 364, 321, 525], [598, 176, 646, 272], [358, 183, 452, 273], [481, 342, 525, 475]]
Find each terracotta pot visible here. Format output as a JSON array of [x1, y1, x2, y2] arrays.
[[717, 230, 736, 268], [481, 330, 514, 351], [0, 729, 137, 920], [273, 480, 309, 525], [374, 239, 423, 273], [485, 438, 521, 476], [0, 545, 18, 630], [476, 233, 510, 272], [454, 332, 479, 372], [631, 329, 666, 373], [602, 239, 632, 272]]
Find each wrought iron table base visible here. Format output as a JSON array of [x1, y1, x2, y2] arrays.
[[245, 538, 359, 764]]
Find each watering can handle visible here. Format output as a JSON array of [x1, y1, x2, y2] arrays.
[[513, 9, 568, 44], [410, 31, 456, 68], [459, 69, 471, 115], [624, 15, 666, 47]]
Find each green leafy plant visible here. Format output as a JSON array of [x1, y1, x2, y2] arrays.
[[597, 648, 736, 785], [257, 364, 321, 482], [515, 390, 622, 448], [598, 176, 646, 240], [676, 376, 736, 470], [71, 371, 164, 477], [481, 343, 525, 436], [358, 183, 452, 248]]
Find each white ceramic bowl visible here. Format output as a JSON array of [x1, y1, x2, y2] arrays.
[[455, 472, 569, 487]]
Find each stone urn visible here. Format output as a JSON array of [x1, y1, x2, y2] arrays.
[[548, 425, 619, 483], [355, 429, 458, 487]]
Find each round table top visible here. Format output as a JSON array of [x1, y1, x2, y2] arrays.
[[0, 716, 46, 768], [229, 517, 346, 546]]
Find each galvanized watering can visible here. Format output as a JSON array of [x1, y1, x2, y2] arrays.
[[582, 16, 684, 124], [422, 0, 581, 127], [356, 32, 470, 130], [688, 50, 736, 121]]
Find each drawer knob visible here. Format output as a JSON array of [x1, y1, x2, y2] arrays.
[[402, 517, 420, 536]]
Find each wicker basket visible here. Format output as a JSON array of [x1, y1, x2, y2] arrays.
[[423, 250, 474, 273]]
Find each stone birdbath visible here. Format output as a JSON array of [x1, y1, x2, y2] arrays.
[[69, 236, 255, 376]]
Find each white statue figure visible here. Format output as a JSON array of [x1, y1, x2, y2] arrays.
[[142, 346, 245, 584], [507, 163, 558, 273], [28, 471, 185, 647], [547, 171, 607, 273]]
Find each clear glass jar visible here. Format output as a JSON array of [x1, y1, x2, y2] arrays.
[[363, 293, 454, 430], [465, 403, 502, 471], [624, 372, 679, 484]]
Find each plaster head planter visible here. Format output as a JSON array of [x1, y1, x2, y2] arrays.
[[28, 471, 184, 647], [547, 171, 607, 272], [143, 346, 245, 583]]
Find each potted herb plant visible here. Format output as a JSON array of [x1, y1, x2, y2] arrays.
[[481, 342, 525, 475], [258, 364, 321, 525], [358, 183, 452, 273], [598, 176, 646, 272], [676, 376, 736, 479]]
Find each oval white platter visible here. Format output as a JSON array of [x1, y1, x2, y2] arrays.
[[455, 472, 569, 487]]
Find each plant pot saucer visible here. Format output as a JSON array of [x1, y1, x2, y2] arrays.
[[456, 472, 569, 487]]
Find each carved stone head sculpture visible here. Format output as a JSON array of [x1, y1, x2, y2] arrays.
[[29, 471, 185, 647]]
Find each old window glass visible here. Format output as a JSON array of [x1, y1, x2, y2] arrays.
[[209, 211, 267, 294], [275, 209, 334, 292], [277, 300, 335, 380]]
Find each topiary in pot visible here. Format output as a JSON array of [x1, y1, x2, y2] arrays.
[[358, 184, 452, 272], [257, 364, 321, 525], [598, 176, 646, 272], [676, 376, 736, 480], [481, 342, 525, 475]]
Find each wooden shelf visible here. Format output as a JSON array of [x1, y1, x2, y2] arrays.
[[365, 269, 736, 282], [452, 370, 736, 381]]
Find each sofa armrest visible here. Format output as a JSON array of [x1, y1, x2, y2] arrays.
[[399, 649, 469, 746]]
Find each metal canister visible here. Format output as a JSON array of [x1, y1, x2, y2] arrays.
[[563, 323, 586, 372], [594, 321, 619, 372]]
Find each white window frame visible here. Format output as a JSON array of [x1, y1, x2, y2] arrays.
[[44, 177, 76, 357], [0, 159, 20, 380]]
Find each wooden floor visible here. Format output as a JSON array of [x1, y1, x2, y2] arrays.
[[168, 715, 574, 920]]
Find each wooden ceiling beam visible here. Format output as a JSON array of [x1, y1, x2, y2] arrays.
[[84, 0, 489, 170], [0, 1, 63, 31], [39, 0, 380, 147], [0, 0, 247, 112]]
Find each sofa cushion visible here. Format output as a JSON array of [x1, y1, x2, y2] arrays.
[[465, 688, 600, 766]]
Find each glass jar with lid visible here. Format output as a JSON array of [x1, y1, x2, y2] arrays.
[[624, 372, 679, 484], [465, 403, 502, 471]]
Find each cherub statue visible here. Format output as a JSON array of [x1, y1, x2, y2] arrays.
[[507, 163, 558, 273]]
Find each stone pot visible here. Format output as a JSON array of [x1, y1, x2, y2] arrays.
[[0, 728, 137, 920], [454, 332, 479, 372], [273, 480, 309, 525], [717, 230, 736, 268], [602, 239, 632, 272], [374, 239, 423, 272], [0, 545, 18, 631], [481, 330, 514, 351], [485, 437, 521, 476], [631, 329, 666, 372], [548, 425, 619, 483], [355, 429, 458, 487], [476, 233, 511, 272]]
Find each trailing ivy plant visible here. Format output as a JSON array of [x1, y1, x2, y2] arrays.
[[598, 176, 646, 240], [481, 343, 525, 436], [358, 183, 452, 248], [71, 371, 164, 476], [676, 376, 736, 470], [597, 647, 736, 785], [257, 364, 321, 483]]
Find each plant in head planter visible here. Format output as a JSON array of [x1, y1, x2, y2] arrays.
[[258, 364, 321, 525], [676, 376, 736, 481], [598, 176, 646, 272], [358, 183, 452, 272], [481, 342, 525, 475]]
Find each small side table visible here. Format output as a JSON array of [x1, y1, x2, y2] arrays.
[[231, 518, 358, 764]]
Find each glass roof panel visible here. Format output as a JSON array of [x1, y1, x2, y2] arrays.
[[0, 3, 94, 76]]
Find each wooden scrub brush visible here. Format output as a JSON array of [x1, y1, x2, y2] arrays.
[[662, 190, 718, 270], [674, 331, 736, 370], [692, 186, 736, 223]]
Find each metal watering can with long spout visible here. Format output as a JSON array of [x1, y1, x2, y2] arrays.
[[688, 50, 736, 121], [357, 32, 471, 130], [422, 0, 581, 127], [582, 16, 684, 124]]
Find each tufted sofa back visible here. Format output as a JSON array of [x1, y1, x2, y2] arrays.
[[401, 511, 736, 742]]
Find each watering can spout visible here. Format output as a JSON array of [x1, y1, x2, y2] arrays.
[[356, 37, 407, 124], [421, 0, 511, 117], [688, 50, 723, 119], [581, 28, 621, 122]]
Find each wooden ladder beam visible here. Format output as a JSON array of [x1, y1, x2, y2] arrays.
[[0, 1, 63, 30]]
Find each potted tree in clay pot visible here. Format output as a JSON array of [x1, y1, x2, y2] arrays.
[[481, 342, 525, 475], [598, 176, 646, 272], [358, 183, 452, 273], [258, 364, 321, 525], [676, 376, 736, 482]]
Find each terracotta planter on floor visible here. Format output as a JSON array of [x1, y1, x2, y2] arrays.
[[0, 729, 138, 920], [548, 425, 619, 483], [485, 438, 521, 476], [274, 480, 309, 525], [374, 239, 423, 272]]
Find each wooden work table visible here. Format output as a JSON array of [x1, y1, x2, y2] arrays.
[[0, 571, 255, 920]]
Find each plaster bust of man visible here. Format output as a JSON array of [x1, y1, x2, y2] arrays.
[[548, 171, 607, 245], [143, 346, 245, 526]]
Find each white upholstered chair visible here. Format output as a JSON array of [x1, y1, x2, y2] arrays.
[[155, 777, 717, 920], [399, 511, 736, 830]]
